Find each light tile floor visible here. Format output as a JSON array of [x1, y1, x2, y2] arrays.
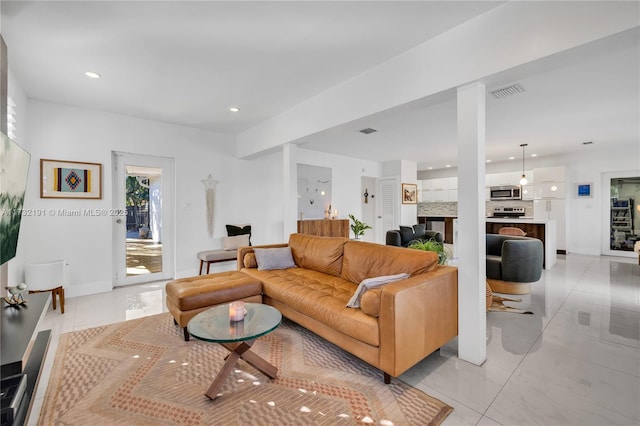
[[28, 254, 639, 425]]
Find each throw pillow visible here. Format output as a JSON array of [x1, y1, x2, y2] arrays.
[[253, 247, 297, 271], [413, 223, 426, 235], [222, 234, 250, 250], [243, 253, 258, 269], [399, 226, 415, 245], [346, 273, 410, 308], [226, 224, 252, 245]]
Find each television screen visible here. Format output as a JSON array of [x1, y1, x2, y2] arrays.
[[0, 131, 31, 265]]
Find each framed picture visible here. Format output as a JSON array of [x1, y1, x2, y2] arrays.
[[40, 159, 102, 199], [577, 183, 592, 198], [401, 183, 418, 204]]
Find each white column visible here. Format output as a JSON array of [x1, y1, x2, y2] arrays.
[[283, 143, 298, 239], [456, 82, 487, 365]]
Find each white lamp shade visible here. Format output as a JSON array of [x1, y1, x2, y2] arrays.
[[25, 260, 66, 291], [519, 176, 528, 185]]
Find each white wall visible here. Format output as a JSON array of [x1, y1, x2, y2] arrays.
[[6, 68, 30, 286], [563, 144, 640, 256], [381, 159, 418, 227], [400, 160, 418, 225], [296, 147, 380, 235], [20, 99, 283, 296]]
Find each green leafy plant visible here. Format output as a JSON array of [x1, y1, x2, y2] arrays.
[[408, 238, 451, 265], [348, 214, 372, 239]]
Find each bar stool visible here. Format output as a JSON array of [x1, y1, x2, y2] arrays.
[[25, 260, 66, 314]]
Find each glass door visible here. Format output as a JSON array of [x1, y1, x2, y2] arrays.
[[609, 177, 639, 252], [113, 152, 174, 286]]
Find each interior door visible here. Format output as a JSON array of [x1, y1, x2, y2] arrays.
[[113, 152, 175, 286], [376, 178, 398, 244]]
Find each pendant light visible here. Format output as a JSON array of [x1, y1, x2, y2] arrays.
[[519, 143, 528, 186]]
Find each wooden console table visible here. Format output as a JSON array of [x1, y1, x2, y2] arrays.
[[297, 219, 349, 238], [1, 293, 51, 425]]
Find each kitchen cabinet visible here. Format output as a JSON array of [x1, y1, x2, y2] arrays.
[[422, 177, 457, 202], [533, 182, 565, 199], [521, 184, 535, 200], [532, 166, 565, 183], [429, 178, 449, 191], [488, 171, 522, 187], [418, 216, 455, 243], [534, 199, 566, 252]]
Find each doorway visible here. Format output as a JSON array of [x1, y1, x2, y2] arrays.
[[609, 176, 640, 252], [602, 171, 640, 258], [113, 152, 175, 286], [376, 178, 399, 244]]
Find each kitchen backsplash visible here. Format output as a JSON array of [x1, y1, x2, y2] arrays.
[[418, 200, 534, 217]]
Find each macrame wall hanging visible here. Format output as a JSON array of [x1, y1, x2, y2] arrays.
[[202, 175, 218, 238]]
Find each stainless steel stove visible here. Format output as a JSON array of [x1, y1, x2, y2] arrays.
[[492, 206, 525, 218]]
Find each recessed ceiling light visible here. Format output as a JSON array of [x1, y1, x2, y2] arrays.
[[85, 71, 101, 79], [229, 107, 240, 112], [509, 156, 515, 160], [445, 164, 451, 168], [486, 159, 491, 163], [531, 153, 538, 157], [427, 167, 433, 170]]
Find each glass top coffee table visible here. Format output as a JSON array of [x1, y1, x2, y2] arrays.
[[187, 302, 282, 400]]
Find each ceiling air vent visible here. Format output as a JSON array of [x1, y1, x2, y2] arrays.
[[359, 128, 377, 135], [490, 84, 524, 99]]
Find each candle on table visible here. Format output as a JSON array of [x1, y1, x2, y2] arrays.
[[229, 301, 245, 321]]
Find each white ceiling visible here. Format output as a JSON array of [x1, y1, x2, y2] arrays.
[[1, 1, 638, 171]]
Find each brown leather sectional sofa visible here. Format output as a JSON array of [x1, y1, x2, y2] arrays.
[[238, 233, 458, 383]]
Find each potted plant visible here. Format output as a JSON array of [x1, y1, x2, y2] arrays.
[[407, 238, 452, 265], [348, 214, 372, 239]]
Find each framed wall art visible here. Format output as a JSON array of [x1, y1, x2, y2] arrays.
[[40, 159, 102, 199], [401, 183, 417, 204]]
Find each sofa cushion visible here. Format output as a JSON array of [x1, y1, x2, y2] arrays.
[[288, 233, 347, 277], [242, 267, 379, 346], [254, 247, 296, 270], [165, 271, 262, 311], [341, 240, 438, 284]]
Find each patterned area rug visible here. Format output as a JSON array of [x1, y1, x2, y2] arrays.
[[40, 313, 452, 425]]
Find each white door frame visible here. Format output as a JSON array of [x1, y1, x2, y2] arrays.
[[112, 152, 175, 286]]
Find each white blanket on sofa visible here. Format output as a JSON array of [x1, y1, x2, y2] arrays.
[[346, 273, 410, 308]]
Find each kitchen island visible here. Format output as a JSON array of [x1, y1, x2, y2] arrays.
[[486, 218, 557, 269]]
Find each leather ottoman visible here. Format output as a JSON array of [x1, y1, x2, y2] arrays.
[[165, 271, 262, 341]]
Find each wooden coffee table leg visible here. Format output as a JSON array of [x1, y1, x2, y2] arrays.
[[207, 339, 278, 399], [237, 349, 278, 379], [206, 350, 241, 399]]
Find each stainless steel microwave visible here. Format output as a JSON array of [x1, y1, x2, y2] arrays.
[[490, 185, 521, 201]]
